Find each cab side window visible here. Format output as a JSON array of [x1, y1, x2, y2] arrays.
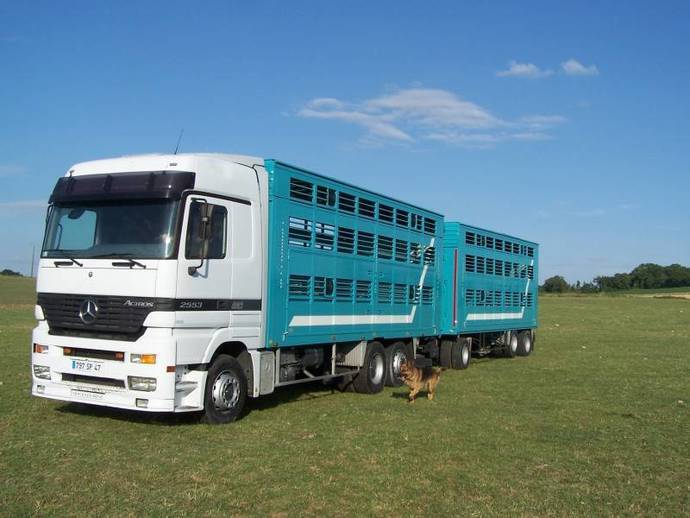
[[185, 201, 227, 259]]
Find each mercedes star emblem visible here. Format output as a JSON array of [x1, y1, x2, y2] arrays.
[[78, 298, 99, 324]]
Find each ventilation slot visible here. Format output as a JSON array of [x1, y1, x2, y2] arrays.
[[358, 198, 376, 218], [335, 279, 353, 302], [465, 255, 475, 273], [395, 240, 408, 262], [355, 280, 371, 302], [338, 192, 356, 213], [394, 284, 407, 304], [288, 217, 312, 248], [395, 209, 409, 227], [377, 235, 393, 260], [314, 222, 335, 251], [289, 178, 313, 202], [314, 277, 334, 301], [465, 232, 476, 245], [356, 231, 375, 257], [337, 227, 355, 254], [288, 275, 311, 300], [423, 217, 436, 234], [378, 204, 394, 223], [378, 282, 392, 304], [316, 186, 336, 207], [421, 286, 433, 305]]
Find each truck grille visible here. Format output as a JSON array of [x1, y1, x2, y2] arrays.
[[37, 293, 173, 341]]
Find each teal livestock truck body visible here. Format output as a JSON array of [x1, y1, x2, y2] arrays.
[[32, 154, 537, 423]]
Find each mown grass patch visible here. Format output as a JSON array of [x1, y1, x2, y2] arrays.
[[0, 278, 688, 515]]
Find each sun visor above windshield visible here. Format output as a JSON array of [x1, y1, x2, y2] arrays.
[[49, 171, 196, 203]]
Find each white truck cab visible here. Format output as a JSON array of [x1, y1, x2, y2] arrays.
[[32, 154, 268, 421]]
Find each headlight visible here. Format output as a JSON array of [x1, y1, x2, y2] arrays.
[[128, 376, 157, 392], [130, 354, 156, 364], [33, 365, 51, 379], [33, 343, 49, 354]]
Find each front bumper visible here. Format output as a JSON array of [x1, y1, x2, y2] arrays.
[[30, 322, 206, 412]]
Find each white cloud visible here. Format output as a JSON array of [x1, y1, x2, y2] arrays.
[[496, 61, 553, 79], [297, 87, 566, 148], [561, 59, 599, 76]]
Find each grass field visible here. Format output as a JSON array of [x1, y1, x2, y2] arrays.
[[0, 276, 688, 516]]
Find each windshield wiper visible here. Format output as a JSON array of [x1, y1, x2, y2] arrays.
[[93, 253, 147, 269], [48, 250, 83, 267], [111, 257, 147, 269]]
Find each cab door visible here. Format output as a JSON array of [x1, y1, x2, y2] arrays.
[[176, 195, 234, 320]]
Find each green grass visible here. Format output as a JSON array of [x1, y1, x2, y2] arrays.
[[0, 275, 36, 305], [0, 278, 688, 516]]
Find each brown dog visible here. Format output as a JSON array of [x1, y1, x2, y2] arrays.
[[399, 360, 444, 403]]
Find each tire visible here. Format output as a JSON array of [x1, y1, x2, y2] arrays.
[[505, 332, 518, 358], [202, 354, 248, 424], [517, 330, 533, 356], [440, 338, 453, 368], [352, 341, 386, 394], [451, 338, 471, 370], [384, 341, 409, 387]]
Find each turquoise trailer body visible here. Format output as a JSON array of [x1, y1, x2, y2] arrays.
[[264, 160, 444, 348], [440, 222, 538, 335]]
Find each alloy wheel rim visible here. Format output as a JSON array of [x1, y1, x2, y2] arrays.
[[392, 350, 407, 379], [212, 370, 240, 411], [370, 353, 385, 385]]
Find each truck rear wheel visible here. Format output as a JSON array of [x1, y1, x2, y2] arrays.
[[352, 342, 386, 394], [440, 338, 454, 368], [517, 330, 533, 356], [452, 338, 471, 369], [384, 341, 409, 387], [505, 332, 518, 358], [202, 354, 247, 424]]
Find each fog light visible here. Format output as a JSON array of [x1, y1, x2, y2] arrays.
[[36, 385, 45, 394], [131, 354, 156, 364], [128, 376, 157, 391], [33, 365, 51, 379], [135, 398, 149, 408], [33, 343, 48, 354]]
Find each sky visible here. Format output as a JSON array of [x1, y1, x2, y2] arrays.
[[1, 1, 689, 282]]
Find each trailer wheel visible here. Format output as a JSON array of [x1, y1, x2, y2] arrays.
[[517, 330, 532, 356], [352, 341, 386, 394], [505, 332, 518, 358], [384, 341, 409, 387], [452, 338, 471, 369], [202, 354, 247, 424], [440, 338, 454, 368]]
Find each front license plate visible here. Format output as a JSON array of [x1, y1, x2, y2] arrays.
[[71, 359, 103, 373]]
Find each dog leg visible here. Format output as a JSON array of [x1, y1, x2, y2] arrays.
[[408, 388, 419, 403]]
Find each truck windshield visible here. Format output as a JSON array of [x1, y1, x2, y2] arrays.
[[41, 199, 180, 259]]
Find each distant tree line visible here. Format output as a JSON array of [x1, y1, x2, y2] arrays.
[[1, 269, 23, 277], [541, 263, 690, 293]]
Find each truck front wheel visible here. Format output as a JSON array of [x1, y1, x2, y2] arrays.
[[202, 354, 247, 424]]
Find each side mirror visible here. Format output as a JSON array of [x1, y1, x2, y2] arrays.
[[188, 200, 211, 275]]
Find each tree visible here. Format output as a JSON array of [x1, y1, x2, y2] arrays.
[[542, 275, 570, 293], [1, 269, 22, 276]]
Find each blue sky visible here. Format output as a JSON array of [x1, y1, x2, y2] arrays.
[[1, 1, 689, 282]]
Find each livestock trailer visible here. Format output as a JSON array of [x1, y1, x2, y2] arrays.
[[31, 153, 538, 423]]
